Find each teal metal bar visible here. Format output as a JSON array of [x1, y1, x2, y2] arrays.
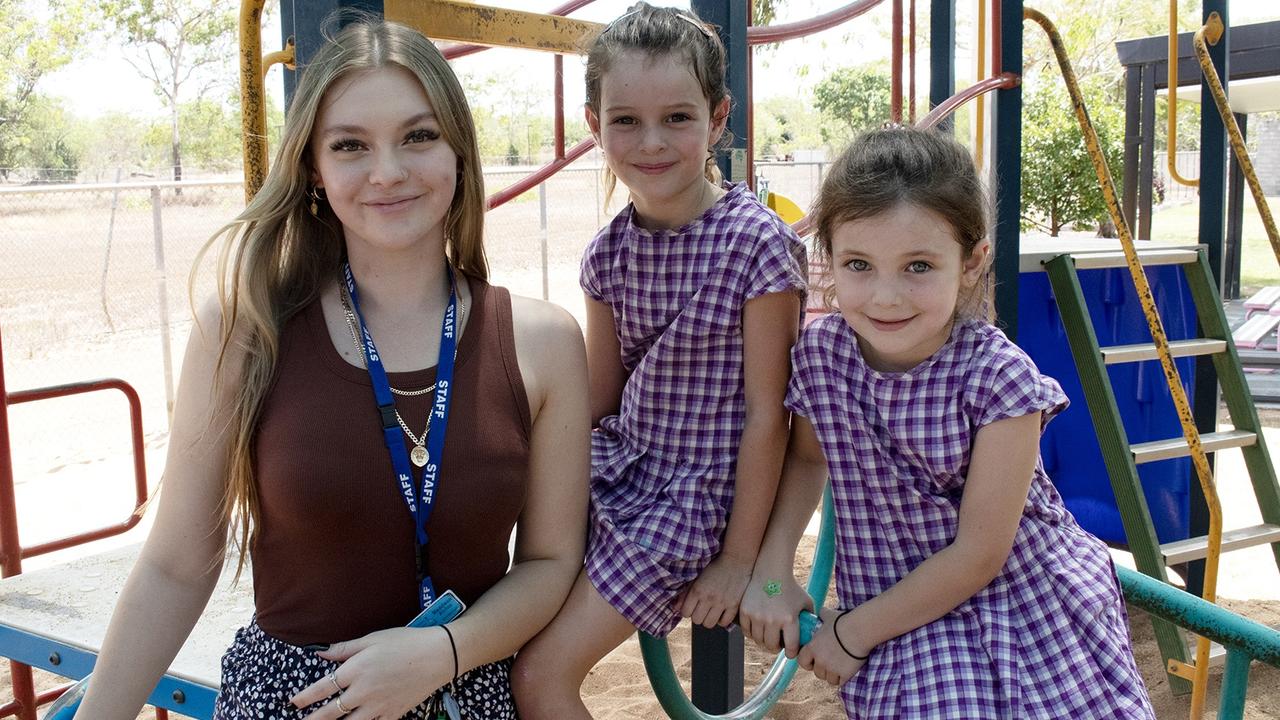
[[1116, 565, 1280, 720]]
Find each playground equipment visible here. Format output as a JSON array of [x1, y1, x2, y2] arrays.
[[1024, 5, 1280, 717]]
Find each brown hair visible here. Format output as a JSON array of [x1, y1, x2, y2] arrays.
[[585, 2, 730, 205], [193, 18, 486, 578], [810, 126, 991, 317]]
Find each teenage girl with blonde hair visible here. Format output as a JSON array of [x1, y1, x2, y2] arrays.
[[77, 18, 589, 719]]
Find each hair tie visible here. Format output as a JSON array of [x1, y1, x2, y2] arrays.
[[441, 624, 459, 684], [833, 610, 870, 661]]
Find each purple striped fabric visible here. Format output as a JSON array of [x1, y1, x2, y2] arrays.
[[580, 183, 807, 636], [788, 315, 1155, 719]]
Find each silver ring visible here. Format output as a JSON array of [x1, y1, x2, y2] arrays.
[[335, 692, 351, 715], [327, 672, 342, 695]]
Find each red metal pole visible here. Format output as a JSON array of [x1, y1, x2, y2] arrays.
[[747, 0, 887, 44], [0, 331, 36, 720], [554, 54, 565, 160], [908, 0, 917, 122], [891, 0, 903, 123]]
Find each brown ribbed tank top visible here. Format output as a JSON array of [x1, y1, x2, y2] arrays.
[[252, 278, 531, 646]]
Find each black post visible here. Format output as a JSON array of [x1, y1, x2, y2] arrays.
[[1121, 66, 1140, 234], [1224, 112, 1246, 299], [1188, 0, 1229, 599], [929, 0, 956, 132], [1137, 63, 1157, 241], [689, 0, 748, 711], [992, 0, 1023, 338]]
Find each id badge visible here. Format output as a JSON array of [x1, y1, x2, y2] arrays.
[[407, 589, 467, 628]]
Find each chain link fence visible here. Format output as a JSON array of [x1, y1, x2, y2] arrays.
[[0, 158, 824, 527]]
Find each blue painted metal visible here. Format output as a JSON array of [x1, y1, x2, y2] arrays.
[[280, 0, 384, 104], [929, 0, 956, 132], [992, 0, 1023, 338], [1220, 650, 1252, 718], [693, 0, 750, 187], [0, 624, 218, 719]]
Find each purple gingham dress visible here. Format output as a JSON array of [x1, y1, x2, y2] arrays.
[[789, 315, 1154, 719], [580, 183, 807, 636]]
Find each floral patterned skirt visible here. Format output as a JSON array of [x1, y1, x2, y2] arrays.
[[211, 618, 516, 719]]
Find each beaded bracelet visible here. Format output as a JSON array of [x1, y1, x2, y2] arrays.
[[833, 610, 870, 661]]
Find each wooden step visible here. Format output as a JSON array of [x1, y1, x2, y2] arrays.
[[1072, 248, 1201, 270], [1160, 523, 1280, 564], [1233, 313, 1280, 349], [1131, 430, 1257, 464], [1100, 339, 1227, 365]]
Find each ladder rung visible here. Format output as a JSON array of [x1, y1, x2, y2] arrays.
[[1131, 430, 1257, 464], [1072, 248, 1201, 270], [1100, 339, 1227, 365], [1160, 523, 1280, 564]]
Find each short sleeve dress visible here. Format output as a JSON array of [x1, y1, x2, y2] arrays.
[[581, 183, 808, 636], [787, 314, 1155, 719]]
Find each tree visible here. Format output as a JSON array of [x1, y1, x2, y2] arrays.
[[0, 0, 92, 177], [1020, 78, 1124, 236], [812, 64, 892, 146], [754, 95, 823, 157], [102, 0, 237, 183]]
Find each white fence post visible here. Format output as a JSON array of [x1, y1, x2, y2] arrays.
[[150, 186, 175, 426]]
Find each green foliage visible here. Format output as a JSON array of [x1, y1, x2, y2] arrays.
[[0, 0, 94, 174], [100, 0, 238, 180], [812, 64, 891, 146], [1020, 78, 1125, 236], [754, 95, 823, 157], [752, 0, 779, 26], [6, 97, 81, 181], [143, 95, 243, 173]]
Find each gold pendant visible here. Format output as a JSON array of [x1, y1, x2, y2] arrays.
[[411, 445, 428, 467]]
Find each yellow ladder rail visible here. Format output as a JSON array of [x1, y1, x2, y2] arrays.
[[1024, 9, 1221, 718], [1192, 12, 1280, 270], [1167, 0, 1199, 187]]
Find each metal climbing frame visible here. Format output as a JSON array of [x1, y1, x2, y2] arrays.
[[1027, 6, 1280, 717]]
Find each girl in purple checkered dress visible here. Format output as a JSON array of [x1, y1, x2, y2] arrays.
[[513, 5, 807, 718], [740, 127, 1155, 718]]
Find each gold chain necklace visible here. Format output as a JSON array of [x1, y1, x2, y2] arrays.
[[337, 278, 467, 467]]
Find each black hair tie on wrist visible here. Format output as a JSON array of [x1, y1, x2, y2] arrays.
[[441, 624, 459, 683], [833, 609, 870, 661]]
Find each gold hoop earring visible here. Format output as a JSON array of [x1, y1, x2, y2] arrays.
[[308, 187, 326, 216]]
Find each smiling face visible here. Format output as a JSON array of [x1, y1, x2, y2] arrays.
[[586, 50, 728, 229], [310, 65, 458, 262], [830, 203, 989, 372]]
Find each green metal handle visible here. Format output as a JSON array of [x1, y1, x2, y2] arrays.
[[1116, 565, 1280, 719], [640, 484, 837, 720]]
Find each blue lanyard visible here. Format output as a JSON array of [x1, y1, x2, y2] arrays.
[[342, 263, 459, 609]]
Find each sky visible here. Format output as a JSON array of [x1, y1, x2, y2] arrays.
[[42, 0, 1280, 121]]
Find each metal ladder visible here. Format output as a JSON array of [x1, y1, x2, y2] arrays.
[[1043, 246, 1280, 689]]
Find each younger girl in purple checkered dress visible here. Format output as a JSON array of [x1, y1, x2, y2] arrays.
[[740, 127, 1155, 719], [512, 4, 807, 718]]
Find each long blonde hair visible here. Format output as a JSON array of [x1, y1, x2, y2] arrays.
[[194, 18, 487, 575]]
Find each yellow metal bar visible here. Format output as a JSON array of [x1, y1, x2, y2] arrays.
[[1193, 13, 1280, 269], [263, 37, 296, 80], [975, 0, 986, 169], [1168, 0, 1199, 187], [239, 0, 269, 203], [384, 0, 602, 55], [1024, 10, 1221, 719]]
